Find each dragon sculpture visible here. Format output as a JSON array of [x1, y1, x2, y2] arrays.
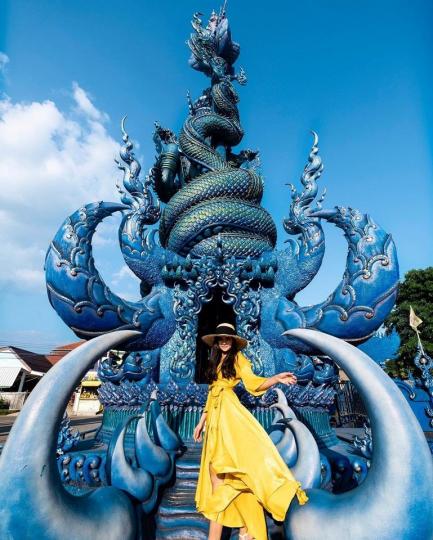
[[1, 6, 431, 540]]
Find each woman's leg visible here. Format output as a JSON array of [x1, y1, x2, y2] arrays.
[[239, 526, 253, 539], [208, 463, 225, 540], [233, 492, 266, 540], [208, 520, 223, 540]]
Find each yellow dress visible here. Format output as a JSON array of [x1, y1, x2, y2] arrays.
[[195, 351, 308, 540]]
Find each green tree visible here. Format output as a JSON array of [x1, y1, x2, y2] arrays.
[[384, 267, 433, 378]]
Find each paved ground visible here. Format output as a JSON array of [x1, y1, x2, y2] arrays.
[[0, 411, 362, 447], [1, 415, 430, 450], [0, 414, 102, 445], [334, 427, 364, 443]]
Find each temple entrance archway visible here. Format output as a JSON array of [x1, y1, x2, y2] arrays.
[[195, 288, 236, 383]]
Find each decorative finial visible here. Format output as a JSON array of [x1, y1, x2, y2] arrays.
[[115, 117, 161, 224], [219, 0, 228, 21], [283, 131, 326, 235], [187, 3, 240, 79]]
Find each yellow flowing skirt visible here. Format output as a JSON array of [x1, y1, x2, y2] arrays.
[[195, 387, 308, 540]]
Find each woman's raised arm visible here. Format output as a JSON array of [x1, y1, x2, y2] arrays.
[[236, 352, 297, 395], [236, 352, 268, 396]]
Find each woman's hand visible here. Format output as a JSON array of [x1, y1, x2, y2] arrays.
[[255, 372, 298, 392], [193, 420, 205, 443], [273, 372, 297, 386]]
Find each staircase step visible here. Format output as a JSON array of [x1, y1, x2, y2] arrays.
[[155, 445, 209, 539], [155, 524, 208, 540], [154, 444, 284, 540]]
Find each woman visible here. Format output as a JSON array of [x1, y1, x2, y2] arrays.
[[194, 323, 308, 540]]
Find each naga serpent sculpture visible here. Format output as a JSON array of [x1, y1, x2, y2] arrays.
[[45, 10, 398, 364], [0, 6, 426, 540], [0, 332, 140, 540], [159, 64, 276, 258], [283, 329, 433, 540]]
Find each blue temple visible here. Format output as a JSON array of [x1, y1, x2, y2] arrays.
[[0, 6, 431, 540]]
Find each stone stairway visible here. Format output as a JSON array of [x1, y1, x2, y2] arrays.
[[155, 443, 211, 539], [154, 444, 282, 540]]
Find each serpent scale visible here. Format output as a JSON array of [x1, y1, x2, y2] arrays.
[[160, 78, 277, 257]]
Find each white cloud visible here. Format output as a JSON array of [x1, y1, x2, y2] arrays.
[[111, 264, 137, 286], [0, 84, 123, 291], [92, 219, 119, 247], [72, 81, 108, 122], [114, 290, 139, 302], [0, 52, 9, 74]]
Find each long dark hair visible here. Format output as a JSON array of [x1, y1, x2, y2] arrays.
[[205, 337, 239, 383]]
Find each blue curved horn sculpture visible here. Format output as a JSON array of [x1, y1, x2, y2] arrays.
[[272, 389, 321, 489], [269, 389, 297, 467], [45, 202, 175, 350], [107, 418, 154, 502], [282, 329, 433, 540], [0, 331, 141, 540]]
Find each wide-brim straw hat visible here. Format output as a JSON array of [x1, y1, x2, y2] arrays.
[[201, 323, 248, 349]]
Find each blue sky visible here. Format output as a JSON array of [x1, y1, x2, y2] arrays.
[[0, 0, 432, 352]]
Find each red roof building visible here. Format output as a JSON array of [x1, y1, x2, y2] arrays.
[[45, 341, 85, 365]]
